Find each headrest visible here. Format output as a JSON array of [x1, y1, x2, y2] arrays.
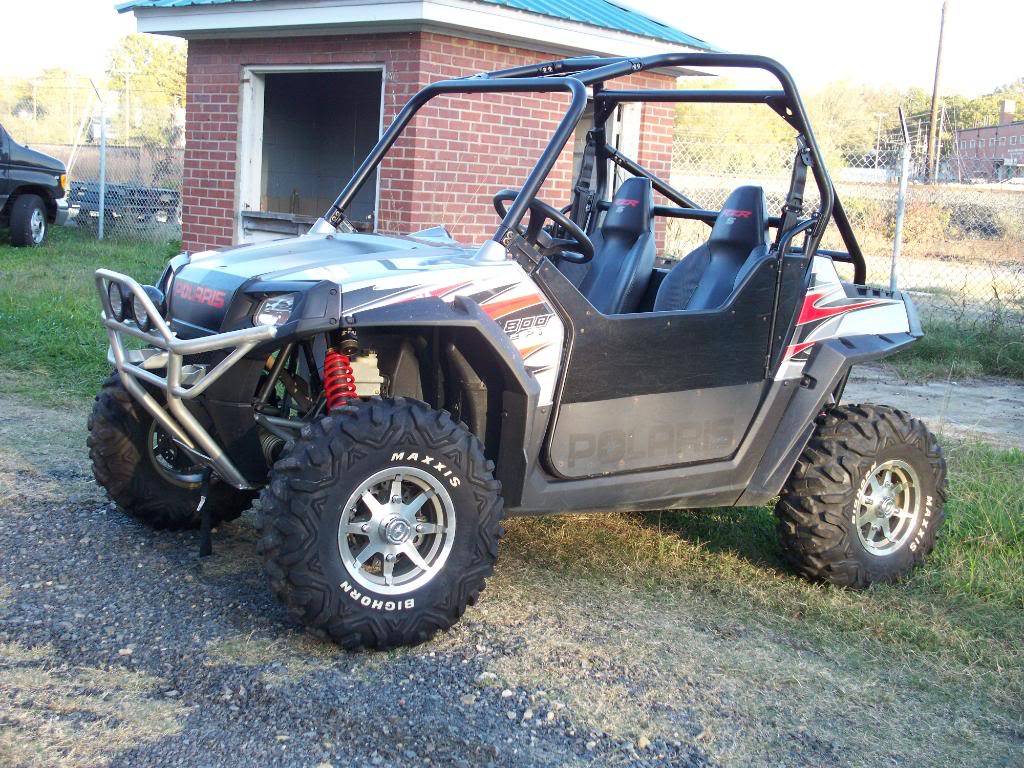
[[710, 186, 768, 248], [602, 177, 652, 237]]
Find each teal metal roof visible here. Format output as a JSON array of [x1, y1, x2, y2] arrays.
[[116, 0, 717, 50]]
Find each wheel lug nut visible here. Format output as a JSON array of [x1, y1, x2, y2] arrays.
[[385, 553, 396, 561], [415, 524, 424, 532], [360, 523, 369, 532]]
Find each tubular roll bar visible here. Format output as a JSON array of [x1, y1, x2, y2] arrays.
[[95, 269, 279, 489], [320, 52, 867, 284], [600, 89, 787, 104], [326, 76, 588, 250], [603, 143, 702, 211]]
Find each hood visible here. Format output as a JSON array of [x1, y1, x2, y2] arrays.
[[183, 231, 484, 285], [8, 139, 66, 174], [169, 231, 514, 334]]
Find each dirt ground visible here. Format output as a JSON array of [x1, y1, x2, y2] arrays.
[[0, 372, 1021, 767], [846, 365, 1024, 449]]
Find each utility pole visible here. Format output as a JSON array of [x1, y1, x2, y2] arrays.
[[926, 0, 949, 183]]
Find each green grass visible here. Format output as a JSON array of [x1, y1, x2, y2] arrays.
[[0, 227, 177, 403], [506, 440, 1024, 699], [0, 231, 1020, 764], [494, 440, 1023, 765], [888, 320, 1024, 380]]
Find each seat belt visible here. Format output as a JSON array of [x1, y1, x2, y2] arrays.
[[776, 136, 811, 249], [568, 131, 598, 233]]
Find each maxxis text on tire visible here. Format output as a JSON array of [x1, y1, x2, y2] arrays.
[[87, 374, 254, 530], [257, 398, 504, 650], [775, 403, 947, 588]]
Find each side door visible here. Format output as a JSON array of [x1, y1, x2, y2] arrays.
[[538, 255, 779, 480]]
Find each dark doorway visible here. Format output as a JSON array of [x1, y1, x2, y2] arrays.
[[251, 69, 381, 237]]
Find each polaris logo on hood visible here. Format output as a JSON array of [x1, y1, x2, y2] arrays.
[[173, 280, 227, 309]]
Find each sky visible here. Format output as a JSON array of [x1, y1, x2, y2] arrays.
[[632, 0, 1022, 95], [0, 0, 1021, 96]]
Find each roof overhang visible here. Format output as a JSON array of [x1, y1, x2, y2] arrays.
[[129, 0, 706, 69]]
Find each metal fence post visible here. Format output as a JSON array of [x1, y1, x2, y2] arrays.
[[98, 102, 107, 241], [90, 79, 107, 241], [890, 108, 911, 292]]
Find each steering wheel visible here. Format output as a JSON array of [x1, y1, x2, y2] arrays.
[[492, 189, 594, 264]]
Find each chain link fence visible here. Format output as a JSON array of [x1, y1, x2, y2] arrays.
[[668, 107, 1024, 329], [9, 80, 1023, 329], [4, 84, 184, 242]]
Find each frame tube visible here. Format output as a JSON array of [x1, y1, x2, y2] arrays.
[[96, 269, 274, 488], [600, 89, 786, 104], [325, 77, 588, 245]]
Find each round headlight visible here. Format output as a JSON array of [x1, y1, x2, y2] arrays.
[[107, 282, 126, 321], [132, 292, 151, 330], [133, 285, 165, 332]]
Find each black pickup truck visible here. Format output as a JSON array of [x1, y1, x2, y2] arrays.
[[0, 123, 69, 246]]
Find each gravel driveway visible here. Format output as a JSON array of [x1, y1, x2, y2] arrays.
[[0, 394, 710, 768], [845, 366, 1024, 449]]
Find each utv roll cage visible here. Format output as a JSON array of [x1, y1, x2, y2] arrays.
[[322, 52, 868, 285], [93, 51, 874, 495]]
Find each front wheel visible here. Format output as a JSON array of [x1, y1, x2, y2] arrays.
[[257, 398, 504, 649], [10, 194, 47, 246], [87, 375, 254, 530], [775, 404, 947, 588]]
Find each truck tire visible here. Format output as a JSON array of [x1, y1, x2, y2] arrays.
[[10, 194, 47, 247], [87, 374, 254, 530], [775, 404, 947, 588], [258, 398, 504, 650]]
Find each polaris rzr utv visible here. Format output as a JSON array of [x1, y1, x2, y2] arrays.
[[89, 53, 946, 649]]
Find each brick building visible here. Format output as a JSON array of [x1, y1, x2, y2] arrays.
[[119, 0, 713, 252], [954, 99, 1024, 181]]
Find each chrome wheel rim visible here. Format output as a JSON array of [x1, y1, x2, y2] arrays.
[[30, 208, 45, 244], [854, 458, 921, 556], [338, 466, 456, 596], [147, 421, 204, 488]]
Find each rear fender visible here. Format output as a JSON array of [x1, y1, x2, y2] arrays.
[[737, 327, 919, 506], [773, 255, 920, 382]]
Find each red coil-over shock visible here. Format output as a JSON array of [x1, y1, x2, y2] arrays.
[[323, 336, 358, 411]]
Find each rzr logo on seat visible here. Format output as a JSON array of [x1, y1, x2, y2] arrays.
[[173, 280, 226, 309], [721, 208, 752, 218], [617, 199, 641, 207]]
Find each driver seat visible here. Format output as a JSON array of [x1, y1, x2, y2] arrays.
[[654, 185, 771, 312], [562, 177, 655, 315]]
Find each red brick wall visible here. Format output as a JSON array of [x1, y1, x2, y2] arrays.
[[183, 32, 423, 251], [182, 31, 677, 252]]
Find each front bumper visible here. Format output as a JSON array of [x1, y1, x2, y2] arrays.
[[54, 195, 70, 227], [95, 269, 280, 489]]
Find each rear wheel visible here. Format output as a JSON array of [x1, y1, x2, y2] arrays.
[[258, 398, 504, 649], [775, 404, 947, 588], [10, 194, 47, 247], [87, 374, 254, 530]]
